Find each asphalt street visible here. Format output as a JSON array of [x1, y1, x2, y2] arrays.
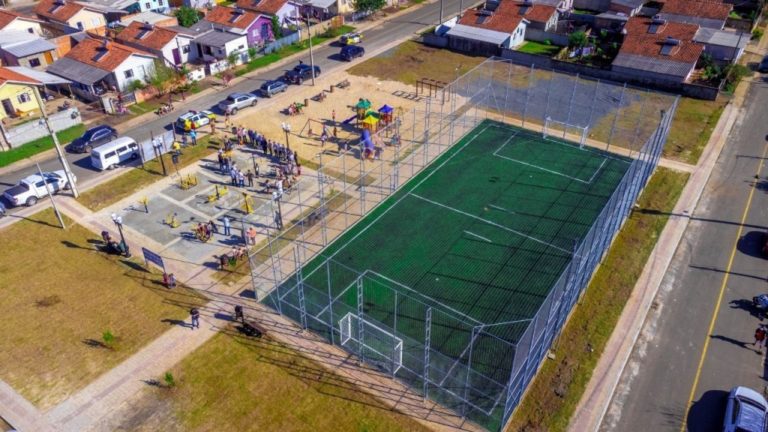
[[0, 0, 465, 207], [600, 81, 768, 431]]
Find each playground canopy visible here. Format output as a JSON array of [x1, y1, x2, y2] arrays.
[[355, 98, 372, 110], [378, 104, 393, 114]]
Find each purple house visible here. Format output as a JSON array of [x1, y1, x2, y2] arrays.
[[204, 6, 273, 47]]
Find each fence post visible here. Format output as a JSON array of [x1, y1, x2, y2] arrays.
[[295, 247, 307, 330], [357, 276, 365, 363], [542, 69, 555, 130], [462, 326, 477, 418], [586, 79, 600, 133], [267, 224, 282, 315], [521, 64, 535, 128], [326, 260, 335, 345], [423, 307, 432, 400], [607, 83, 627, 152]]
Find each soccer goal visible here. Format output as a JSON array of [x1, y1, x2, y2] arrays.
[[339, 312, 403, 375], [543, 117, 589, 148]]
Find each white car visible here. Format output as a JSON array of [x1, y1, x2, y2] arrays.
[[724, 386, 768, 432], [2, 170, 76, 207]]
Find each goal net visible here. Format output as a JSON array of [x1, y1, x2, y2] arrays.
[[543, 117, 589, 148], [339, 312, 403, 374]]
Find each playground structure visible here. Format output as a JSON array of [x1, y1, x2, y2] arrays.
[[299, 118, 327, 137], [416, 77, 449, 104]]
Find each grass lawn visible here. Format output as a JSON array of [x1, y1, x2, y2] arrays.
[[663, 96, 727, 165], [517, 41, 562, 56], [348, 40, 485, 85], [141, 328, 432, 431], [506, 167, 688, 431], [0, 209, 207, 409], [78, 135, 219, 211], [0, 124, 86, 168]]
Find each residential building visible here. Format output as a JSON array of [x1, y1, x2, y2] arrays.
[[116, 21, 196, 66], [85, 0, 169, 14], [305, 0, 350, 18], [236, 0, 300, 28], [119, 10, 178, 27], [34, 0, 122, 33], [0, 67, 43, 121], [204, 6, 274, 47], [535, 0, 572, 14], [612, 17, 703, 82], [445, 2, 529, 55], [658, 0, 732, 29], [0, 35, 59, 70], [607, 0, 644, 17], [515, 1, 558, 31], [46, 38, 156, 99], [694, 27, 749, 62], [193, 28, 248, 62], [0, 9, 45, 36]]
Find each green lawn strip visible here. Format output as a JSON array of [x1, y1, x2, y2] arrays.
[[0, 124, 86, 168], [78, 135, 219, 211], [506, 167, 689, 432], [663, 97, 727, 165], [214, 191, 351, 285], [517, 41, 562, 56], [235, 25, 356, 77], [152, 328, 432, 431]]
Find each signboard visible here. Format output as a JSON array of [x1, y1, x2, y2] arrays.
[[142, 247, 165, 272]]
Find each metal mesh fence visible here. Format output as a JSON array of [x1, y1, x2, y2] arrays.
[[247, 58, 678, 431]]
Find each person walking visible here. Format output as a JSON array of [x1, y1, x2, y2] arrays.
[[223, 216, 232, 236], [190, 308, 200, 330], [246, 170, 254, 187], [754, 326, 767, 352]]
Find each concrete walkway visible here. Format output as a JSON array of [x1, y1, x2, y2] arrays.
[[568, 50, 756, 432], [0, 380, 56, 432]]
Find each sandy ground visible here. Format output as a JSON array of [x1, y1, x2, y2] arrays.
[[235, 73, 423, 162]]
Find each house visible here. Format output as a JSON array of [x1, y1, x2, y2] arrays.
[[46, 38, 156, 99], [612, 17, 703, 82], [535, 0, 572, 14], [607, 0, 644, 17], [0, 9, 45, 36], [34, 0, 123, 33], [193, 28, 249, 63], [85, 0, 169, 15], [237, 0, 301, 28], [658, 0, 732, 29], [116, 21, 196, 66], [0, 34, 59, 70], [694, 27, 749, 62], [515, 1, 558, 32], [0, 67, 43, 121], [204, 6, 274, 47], [445, 2, 529, 56], [119, 10, 178, 27]]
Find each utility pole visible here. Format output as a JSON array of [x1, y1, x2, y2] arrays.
[[439, 0, 444, 27], [151, 130, 168, 176], [36, 163, 65, 229], [31, 86, 79, 198], [303, 2, 316, 86]]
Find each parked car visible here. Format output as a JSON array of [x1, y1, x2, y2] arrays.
[[259, 79, 288, 97], [67, 125, 117, 153], [90, 137, 139, 170], [175, 110, 216, 131], [724, 386, 768, 432], [340, 32, 362, 45], [2, 170, 76, 207], [284, 63, 321, 85], [217, 92, 257, 115], [340, 45, 365, 61], [759, 55, 768, 73]]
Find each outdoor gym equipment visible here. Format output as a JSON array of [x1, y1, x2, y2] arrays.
[[207, 185, 228, 203], [192, 224, 211, 243], [164, 213, 180, 228], [179, 174, 198, 190], [242, 192, 255, 214]]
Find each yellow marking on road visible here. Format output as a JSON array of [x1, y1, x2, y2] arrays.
[[680, 141, 768, 432]]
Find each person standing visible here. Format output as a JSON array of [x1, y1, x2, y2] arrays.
[[754, 326, 767, 352], [168, 273, 177, 289], [190, 308, 200, 329], [246, 170, 254, 187], [223, 216, 232, 236]]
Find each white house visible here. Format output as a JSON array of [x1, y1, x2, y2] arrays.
[[0, 9, 45, 36], [445, 2, 529, 55], [116, 21, 196, 66], [85, 0, 170, 14], [35, 0, 124, 33], [193, 29, 248, 63]]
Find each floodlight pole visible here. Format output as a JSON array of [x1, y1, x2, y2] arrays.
[[31, 86, 78, 198]]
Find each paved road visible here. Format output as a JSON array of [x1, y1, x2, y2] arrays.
[[0, 0, 464, 209], [600, 81, 768, 431]]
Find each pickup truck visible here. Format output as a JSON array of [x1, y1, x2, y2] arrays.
[[2, 170, 76, 207]]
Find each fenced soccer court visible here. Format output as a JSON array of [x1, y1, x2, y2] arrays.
[[268, 119, 634, 429]]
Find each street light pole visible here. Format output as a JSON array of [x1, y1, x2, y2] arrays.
[[36, 163, 65, 229], [281, 122, 292, 151], [303, 3, 316, 86], [111, 213, 131, 257], [31, 86, 79, 198]]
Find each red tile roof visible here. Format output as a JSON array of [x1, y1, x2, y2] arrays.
[[65, 37, 154, 71], [620, 17, 703, 63], [116, 21, 178, 51], [236, 0, 288, 15], [0, 9, 40, 30], [0, 66, 40, 85], [661, 0, 731, 20], [205, 6, 259, 30], [35, 0, 87, 23], [459, 1, 556, 32]]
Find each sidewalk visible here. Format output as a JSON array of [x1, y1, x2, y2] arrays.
[[567, 50, 756, 432], [0, 380, 56, 432]]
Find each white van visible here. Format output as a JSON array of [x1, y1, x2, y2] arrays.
[[90, 137, 139, 170]]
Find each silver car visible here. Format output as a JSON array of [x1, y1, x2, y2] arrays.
[[217, 92, 257, 115]]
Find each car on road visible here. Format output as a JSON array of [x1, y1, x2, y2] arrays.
[[176, 110, 216, 131], [67, 125, 117, 153], [2, 170, 76, 207], [724, 386, 768, 432], [217, 92, 258, 115], [340, 45, 365, 61], [340, 32, 362, 45], [759, 55, 768, 73], [259, 79, 288, 97], [284, 63, 321, 85]]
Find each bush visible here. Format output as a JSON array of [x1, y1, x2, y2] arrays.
[[544, 39, 552, 45], [753, 28, 764, 40], [102, 330, 115, 348], [164, 372, 176, 388], [724, 63, 750, 93]]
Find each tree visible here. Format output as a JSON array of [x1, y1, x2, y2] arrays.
[[227, 52, 239, 69], [126, 79, 145, 92], [271, 15, 282, 39], [148, 61, 175, 96], [175, 6, 199, 27], [353, 0, 386, 13], [568, 31, 588, 48], [102, 330, 115, 349], [247, 46, 258, 62]]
